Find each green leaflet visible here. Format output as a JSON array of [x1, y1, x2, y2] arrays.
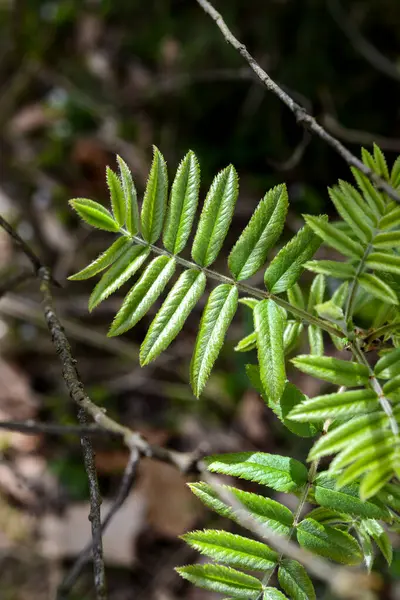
[[336, 442, 394, 488], [254, 299, 285, 403], [358, 273, 399, 305], [330, 431, 394, 474], [69, 198, 119, 232], [264, 224, 322, 293], [229, 488, 294, 537], [307, 274, 325, 356], [296, 518, 362, 565], [308, 411, 388, 460], [373, 143, 390, 179], [314, 301, 345, 326], [88, 245, 150, 311], [328, 185, 372, 243], [338, 179, 377, 224], [239, 297, 259, 310], [392, 155, 400, 188], [181, 530, 278, 571], [228, 184, 288, 280], [163, 150, 200, 254], [383, 374, 400, 395], [374, 231, 400, 249], [332, 281, 349, 307], [366, 252, 400, 275], [176, 564, 262, 599], [362, 519, 393, 565], [287, 283, 305, 310], [235, 331, 257, 352], [141, 146, 168, 243], [106, 166, 125, 227], [192, 164, 238, 267], [205, 452, 308, 492], [117, 155, 139, 235], [304, 214, 364, 259], [191, 284, 238, 397], [356, 525, 374, 571], [351, 166, 385, 216], [246, 366, 317, 437], [283, 321, 303, 355], [306, 507, 351, 525], [108, 256, 176, 336], [313, 474, 391, 521], [140, 269, 206, 365], [288, 389, 379, 422], [278, 559, 316, 600], [305, 260, 356, 280], [188, 482, 235, 522], [379, 206, 400, 230], [68, 236, 132, 281], [374, 347, 400, 378], [359, 465, 394, 501], [292, 355, 370, 386], [263, 589, 288, 600]]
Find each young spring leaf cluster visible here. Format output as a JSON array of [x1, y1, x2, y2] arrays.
[[69, 145, 400, 599]]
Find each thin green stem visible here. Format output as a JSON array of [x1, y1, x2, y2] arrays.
[[127, 233, 345, 339]]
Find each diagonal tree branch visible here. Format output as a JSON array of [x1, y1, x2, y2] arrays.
[[195, 0, 400, 203]]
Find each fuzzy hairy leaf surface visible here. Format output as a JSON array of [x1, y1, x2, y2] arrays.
[[296, 518, 362, 565], [163, 150, 200, 254], [109, 256, 176, 336], [263, 589, 288, 600], [328, 185, 372, 243], [379, 206, 400, 230], [235, 331, 257, 352], [68, 236, 132, 281], [292, 355, 370, 386], [351, 167, 385, 215], [140, 268, 206, 365], [287, 283, 305, 310], [88, 245, 150, 311], [205, 452, 308, 492], [69, 198, 119, 232], [191, 284, 238, 397], [358, 273, 399, 305], [278, 559, 316, 600], [254, 299, 286, 403], [228, 184, 288, 280], [141, 146, 168, 243], [192, 164, 238, 267], [307, 274, 325, 356], [117, 155, 139, 235], [229, 488, 294, 536], [264, 225, 322, 293], [182, 530, 278, 571], [106, 166, 125, 227], [313, 474, 391, 520], [305, 260, 356, 280], [176, 564, 262, 599], [304, 215, 363, 259], [288, 389, 379, 422]]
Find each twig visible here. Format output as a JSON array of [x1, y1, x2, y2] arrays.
[[58, 448, 140, 598], [77, 408, 107, 600], [195, 0, 400, 203], [0, 420, 116, 437], [327, 0, 400, 83]]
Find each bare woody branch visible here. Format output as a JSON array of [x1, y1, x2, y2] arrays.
[[195, 0, 400, 203]]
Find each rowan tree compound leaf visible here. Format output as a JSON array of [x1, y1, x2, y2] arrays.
[[292, 355, 370, 386], [181, 530, 278, 571], [117, 155, 140, 235], [205, 452, 308, 492], [191, 284, 238, 397], [163, 150, 200, 254], [254, 299, 286, 403], [278, 559, 316, 600], [106, 166, 125, 226], [88, 245, 150, 311], [264, 224, 323, 293], [140, 268, 206, 365], [109, 256, 176, 336], [192, 164, 238, 267], [69, 198, 119, 232], [141, 146, 168, 243], [68, 236, 132, 281], [228, 184, 288, 280], [176, 564, 262, 599]]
